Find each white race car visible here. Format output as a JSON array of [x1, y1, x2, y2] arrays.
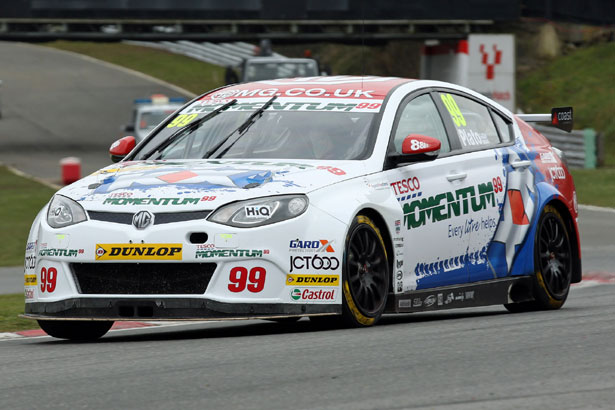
[[23, 76, 581, 340]]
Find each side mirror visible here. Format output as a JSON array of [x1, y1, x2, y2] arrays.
[[388, 134, 441, 167], [110, 136, 136, 163]]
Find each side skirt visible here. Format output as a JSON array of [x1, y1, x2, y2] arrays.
[[385, 276, 535, 313]]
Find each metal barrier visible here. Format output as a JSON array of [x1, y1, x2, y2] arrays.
[[123, 40, 285, 67], [534, 124, 600, 169]]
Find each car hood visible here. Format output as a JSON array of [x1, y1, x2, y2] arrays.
[[59, 159, 366, 212]]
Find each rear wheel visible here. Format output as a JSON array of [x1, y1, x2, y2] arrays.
[[37, 320, 113, 341], [505, 204, 572, 312], [341, 215, 390, 326]]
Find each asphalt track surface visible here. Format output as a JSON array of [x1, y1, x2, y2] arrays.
[[0, 41, 193, 183], [1, 41, 614, 410], [1, 284, 614, 410]]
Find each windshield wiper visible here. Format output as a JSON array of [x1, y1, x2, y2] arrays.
[[143, 99, 237, 159], [203, 95, 277, 159]]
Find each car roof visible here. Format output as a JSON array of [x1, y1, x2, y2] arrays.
[[205, 76, 414, 101], [136, 103, 184, 113], [245, 57, 317, 64]]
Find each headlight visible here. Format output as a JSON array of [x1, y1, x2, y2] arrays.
[[208, 195, 308, 228], [47, 195, 87, 228]]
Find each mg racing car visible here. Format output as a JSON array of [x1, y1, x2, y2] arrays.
[[23, 76, 581, 340]]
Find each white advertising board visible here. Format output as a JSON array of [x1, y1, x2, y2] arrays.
[[468, 34, 515, 111]]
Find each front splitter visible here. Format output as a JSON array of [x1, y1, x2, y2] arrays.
[[24, 297, 341, 321]]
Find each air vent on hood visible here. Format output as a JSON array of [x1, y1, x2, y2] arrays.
[[88, 210, 212, 225]]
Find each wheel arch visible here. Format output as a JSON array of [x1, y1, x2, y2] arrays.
[[355, 207, 395, 293]]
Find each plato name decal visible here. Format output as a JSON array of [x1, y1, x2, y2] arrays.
[[286, 274, 339, 286], [95, 244, 182, 260], [403, 181, 496, 229]]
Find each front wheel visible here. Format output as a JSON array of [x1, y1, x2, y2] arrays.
[[341, 215, 390, 326], [38, 320, 113, 341], [505, 204, 572, 312]]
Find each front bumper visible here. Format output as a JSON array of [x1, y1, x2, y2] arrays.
[[25, 202, 348, 317]]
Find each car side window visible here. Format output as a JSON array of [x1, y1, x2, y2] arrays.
[[393, 94, 450, 154], [438, 92, 500, 148], [493, 112, 513, 143]]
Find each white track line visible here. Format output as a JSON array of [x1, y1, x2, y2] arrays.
[[579, 204, 615, 213]]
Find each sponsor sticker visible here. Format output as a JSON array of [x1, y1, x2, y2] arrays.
[[196, 249, 265, 258], [399, 299, 411, 308], [24, 274, 37, 286], [25, 255, 36, 270], [103, 197, 202, 206], [540, 152, 557, 164], [289, 239, 335, 253], [286, 274, 339, 286], [95, 244, 182, 260], [244, 205, 272, 218], [290, 255, 339, 272], [39, 248, 83, 258], [25, 288, 35, 299], [403, 181, 496, 230], [290, 288, 336, 301], [215, 233, 238, 249], [424, 295, 436, 307], [25, 241, 37, 252], [548, 167, 566, 180]]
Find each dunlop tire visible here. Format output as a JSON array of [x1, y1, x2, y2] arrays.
[[505, 204, 572, 313], [341, 214, 390, 327], [38, 320, 114, 340]]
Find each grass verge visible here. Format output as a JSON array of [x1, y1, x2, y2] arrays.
[[0, 294, 39, 332], [0, 166, 56, 266], [518, 42, 615, 166], [44, 40, 225, 95], [571, 168, 615, 208]]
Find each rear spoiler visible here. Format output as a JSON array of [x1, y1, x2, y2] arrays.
[[517, 107, 573, 132]]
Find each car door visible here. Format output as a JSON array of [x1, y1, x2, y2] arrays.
[[433, 90, 513, 283], [384, 92, 475, 291]]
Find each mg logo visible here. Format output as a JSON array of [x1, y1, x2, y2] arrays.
[[132, 210, 153, 230]]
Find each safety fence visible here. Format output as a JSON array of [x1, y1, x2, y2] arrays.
[[123, 40, 285, 67], [534, 125, 602, 169]]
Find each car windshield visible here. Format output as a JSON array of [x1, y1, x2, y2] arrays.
[[244, 62, 318, 81], [135, 109, 376, 161]]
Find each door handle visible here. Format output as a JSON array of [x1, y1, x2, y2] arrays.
[[446, 172, 467, 182], [511, 160, 532, 169]]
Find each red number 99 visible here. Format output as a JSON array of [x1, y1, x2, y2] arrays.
[[228, 267, 267, 293], [492, 177, 504, 193], [228, 267, 248, 292], [40, 267, 57, 293], [247, 267, 266, 293]]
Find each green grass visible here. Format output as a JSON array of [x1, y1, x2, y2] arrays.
[[571, 168, 615, 208], [44, 40, 225, 95], [518, 42, 615, 166], [0, 166, 56, 266], [0, 294, 39, 332]]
